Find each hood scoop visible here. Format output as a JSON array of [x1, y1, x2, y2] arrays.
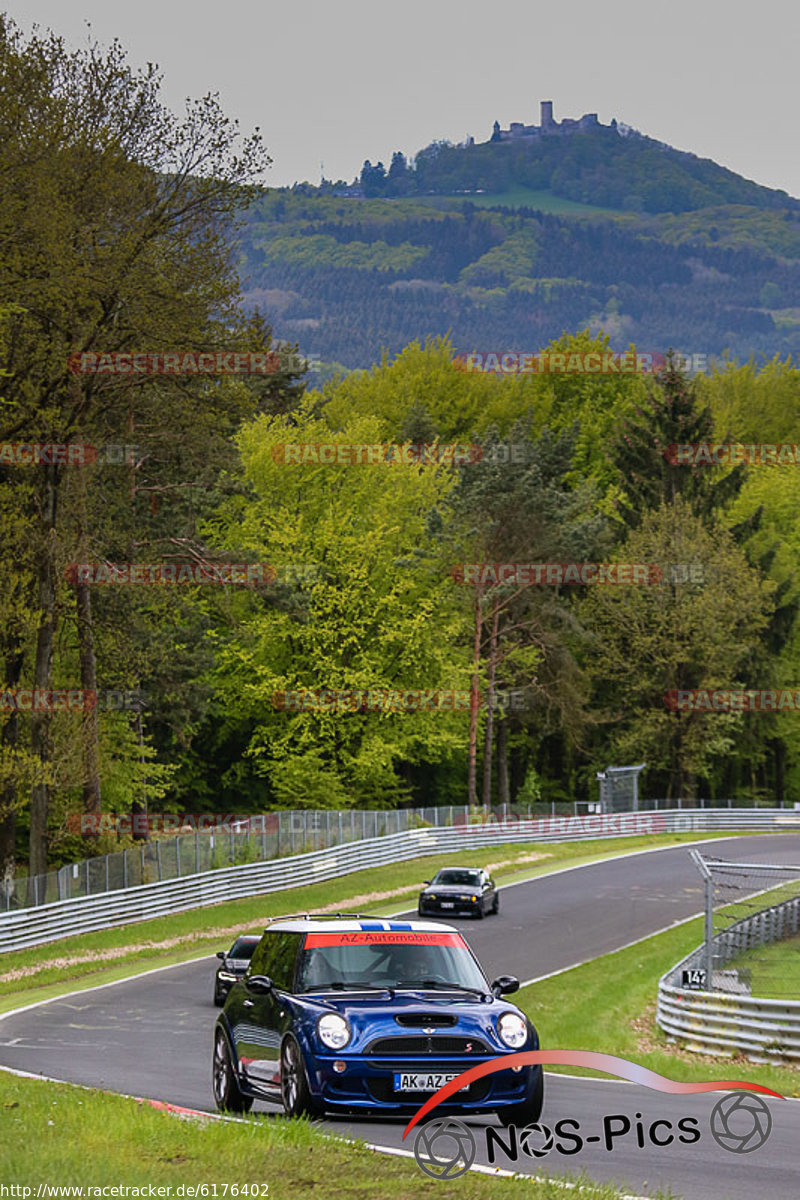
[[394, 1012, 457, 1028]]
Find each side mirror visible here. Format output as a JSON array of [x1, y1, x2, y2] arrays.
[[247, 974, 273, 994], [422, 880, 431, 886], [491, 975, 519, 997], [216, 951, 226, 960]]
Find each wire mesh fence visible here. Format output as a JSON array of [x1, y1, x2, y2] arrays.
[[676, 851, 800, 996]]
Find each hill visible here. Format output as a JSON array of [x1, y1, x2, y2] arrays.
[[238, 108, 800, 371]]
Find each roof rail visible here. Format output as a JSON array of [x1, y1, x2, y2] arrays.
[[263, 912, 386, 927]]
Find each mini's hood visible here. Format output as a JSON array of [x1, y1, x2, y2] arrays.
[[300, 988, 501, 1021]]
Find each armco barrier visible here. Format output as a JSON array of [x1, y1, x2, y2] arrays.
[[657, 888, 800, 1063], [657, 980, 800, 1063], [1, 806, 797, 954]]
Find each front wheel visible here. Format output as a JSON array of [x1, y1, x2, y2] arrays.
[[213, 1031, 253, 1113], [475, 900, 485, 919], [497, 1071, 543, 1127], [280, 1036, 322, 1119], [491, 892, 500, 915]]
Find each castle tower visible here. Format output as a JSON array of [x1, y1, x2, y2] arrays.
[[540, 100, 554, 130]]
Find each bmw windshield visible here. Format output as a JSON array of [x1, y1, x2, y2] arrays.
[[433, 870, 481, 886], [297, 930, 489, 993]]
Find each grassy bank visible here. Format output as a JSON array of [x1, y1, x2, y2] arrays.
[[0, 832, 741, 1012], [727, 930, 800, 1000], [515, 916, 800, 1097], [0, 1071, 659, 1199]]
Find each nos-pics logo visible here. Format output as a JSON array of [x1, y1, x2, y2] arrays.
[[414, 1094, 773, 1180]]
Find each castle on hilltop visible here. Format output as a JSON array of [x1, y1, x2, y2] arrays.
[[489, 100, 617, 144]]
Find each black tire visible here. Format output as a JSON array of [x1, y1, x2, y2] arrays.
[[213, 1031, 253, 1113], [475, 899, 485, 919], [213, 984, 225, 1007], [280, 1035, 322, 1119], [417, 905, 425, 917], [491, 892, 500, 915], [498, 1070, 544, 1127]]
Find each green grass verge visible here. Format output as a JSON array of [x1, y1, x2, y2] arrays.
[[0, 1072, 666, 1199], [0, 832, 743, 1012], [726, 930, 800, 1000], [515, 917, 800, 1098]]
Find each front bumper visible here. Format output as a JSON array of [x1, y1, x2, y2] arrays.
[[418, 897, 481, 916], [302, 1049, 539, 1113]]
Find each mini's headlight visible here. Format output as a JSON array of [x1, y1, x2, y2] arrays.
[[317, 1013, 351, 1050], [497, 1012, 527, 1049]]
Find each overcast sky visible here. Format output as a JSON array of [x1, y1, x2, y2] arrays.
[[10, 0, 800, 198]]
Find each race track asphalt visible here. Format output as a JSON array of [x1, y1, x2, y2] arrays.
[[2, 834, 799, 1199]]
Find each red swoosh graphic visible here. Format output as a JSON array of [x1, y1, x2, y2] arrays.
[[401, 1050, 784, 1139]]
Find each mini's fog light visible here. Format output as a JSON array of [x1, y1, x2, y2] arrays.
[[333, 1060, 347, 1074]]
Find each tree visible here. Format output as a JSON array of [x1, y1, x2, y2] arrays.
[[582, 497, 773, 799], [206, 402, 470, 806], [0, 17, 268, 872]]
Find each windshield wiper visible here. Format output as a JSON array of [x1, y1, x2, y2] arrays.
[[395, 979, 488, 997], [303, 981, 393, 993]]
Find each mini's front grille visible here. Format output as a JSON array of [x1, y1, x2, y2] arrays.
[[366, 1035, 490, 1056]]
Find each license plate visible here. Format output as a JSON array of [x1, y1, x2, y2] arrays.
[[440, 901, 454, 908], [393, 1072, 465, 1092]]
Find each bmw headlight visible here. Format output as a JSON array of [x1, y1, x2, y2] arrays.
[[218, 970, 237, 981], [497, 1012, 528, 1049], [317, 1013, 351, 1050]]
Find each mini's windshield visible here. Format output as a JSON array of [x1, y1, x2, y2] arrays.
[[433, 870, 481, 887], [297, 933, 488, 993]]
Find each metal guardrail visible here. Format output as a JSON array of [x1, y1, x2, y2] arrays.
[[6, 797, 770, 912], [1, 806, 795, 955], [657, 891, 800, 1063]]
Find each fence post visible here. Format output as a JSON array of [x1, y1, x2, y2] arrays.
[[304, 810, 308, 850], [176, 837, 181, 877], [156, 840, 162, 881], [704, 874, 714, 989], [196, 832, 200, 874], [86, 860, 90, 896], [123, 850, 128, 890], [261, 816, 267, 859], [105, 854, 110, 892], [141, 844, 145, 884], [326, 809, 330, 847]]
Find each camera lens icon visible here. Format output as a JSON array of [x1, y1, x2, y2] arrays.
[[414, 1117, 477, 1179], [710, 1093, 772, 1154]]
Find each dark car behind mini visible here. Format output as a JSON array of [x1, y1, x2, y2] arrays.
[[213, 935, 260, 1005], [418, 867, 498, 918]]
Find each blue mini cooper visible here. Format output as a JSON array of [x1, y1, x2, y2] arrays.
[[212, 915, 542, 1124]]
